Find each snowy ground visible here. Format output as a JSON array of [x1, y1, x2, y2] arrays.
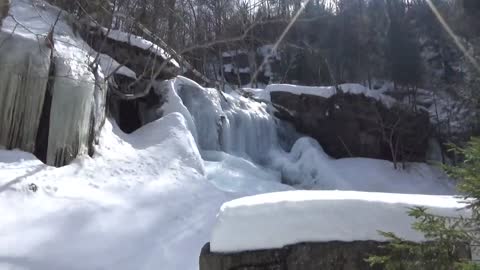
[[0, 115, 232, 270]]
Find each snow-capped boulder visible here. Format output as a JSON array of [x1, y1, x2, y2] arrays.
[[200, 191, 470, 270]]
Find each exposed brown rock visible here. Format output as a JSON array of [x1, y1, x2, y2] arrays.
[[271, 91, 431, 163]]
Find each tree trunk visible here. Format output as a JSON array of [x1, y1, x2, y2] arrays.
[[166, 0, 177, 46]]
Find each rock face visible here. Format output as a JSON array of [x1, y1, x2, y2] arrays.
[[200, 241, 471, 270], [271, 91, 431, 162], [200, 241, 386, 270], [80, 25, 179, 81]]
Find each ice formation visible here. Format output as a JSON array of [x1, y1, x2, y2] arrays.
[[0, 0, 107, 166], [159, 77, 278, 164], [0, 27, 51, 153], [46, 56, 102, 166]]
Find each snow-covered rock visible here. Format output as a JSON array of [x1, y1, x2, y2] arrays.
[[210, 190, 467, 253]]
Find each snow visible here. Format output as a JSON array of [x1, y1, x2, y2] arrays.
[[210, 190, 468, 253], [202, 151, 292, 195], [257, 44, 281, 60], [223, 64, 250, 74], [271, 137, 455, 194], [242, 83, 396, 106], [0, 114, 232, 270], [222, 50, 248, 58], [98, 53, 137, 79], [104, 29, 180, 68], [265, 83, 396, 106]]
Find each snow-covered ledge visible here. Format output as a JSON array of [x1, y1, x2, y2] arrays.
[[210, 191, 466, 253], [201, 191, 469, 270]]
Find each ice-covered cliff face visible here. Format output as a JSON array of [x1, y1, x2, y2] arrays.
[[0, 0, 107, 167], [0, 28, 51, 153]]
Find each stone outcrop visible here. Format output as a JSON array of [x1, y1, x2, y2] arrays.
[[200, 241, 471, 270], [200, 241, 387, 270], [80, 25, 179, 82], [271, 91, 431, 162]]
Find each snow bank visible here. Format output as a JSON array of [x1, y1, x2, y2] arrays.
[[265, 83, 396, 106], [210, 190, 468, 252], [243, 83, 396, 107], [0, 114, 219, 270], [271, 137, 455, 194], [203, 151, 291, 195]]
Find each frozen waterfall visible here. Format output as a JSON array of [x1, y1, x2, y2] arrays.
[[0, 0, 107, 167], [0, 29, 52, 153], [158, 77, 279, 164]]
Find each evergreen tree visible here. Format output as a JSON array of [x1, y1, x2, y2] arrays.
[[368, 138, 480, 270], [386, 0, 423, 89]]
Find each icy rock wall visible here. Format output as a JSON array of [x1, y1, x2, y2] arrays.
[[171, 77, 278, 164], [0, 32, 51, 153], [0, 0, 107, 167]]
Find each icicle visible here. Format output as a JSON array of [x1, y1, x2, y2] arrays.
[[0, 33, 51, 153], [172, 77, 278, 164], [46, 57, 95, 167]]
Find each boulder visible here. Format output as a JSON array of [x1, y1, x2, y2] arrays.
[[200, 241, 387, 270], [200, 241, 471, 270], [271, 91, 431, 162]]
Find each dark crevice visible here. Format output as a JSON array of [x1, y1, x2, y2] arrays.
[[108, 75, 164, 134], [87, 107, 96, 157], [117, 99, 142, 134], [34, 57, 55, 164]]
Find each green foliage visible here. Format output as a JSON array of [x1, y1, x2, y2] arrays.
[[368, 138, 480, 270], [445, 138, 480, 209]]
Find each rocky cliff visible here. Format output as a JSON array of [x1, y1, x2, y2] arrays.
[[200, 241, 470, 270], [271, 91, 431, 163]]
